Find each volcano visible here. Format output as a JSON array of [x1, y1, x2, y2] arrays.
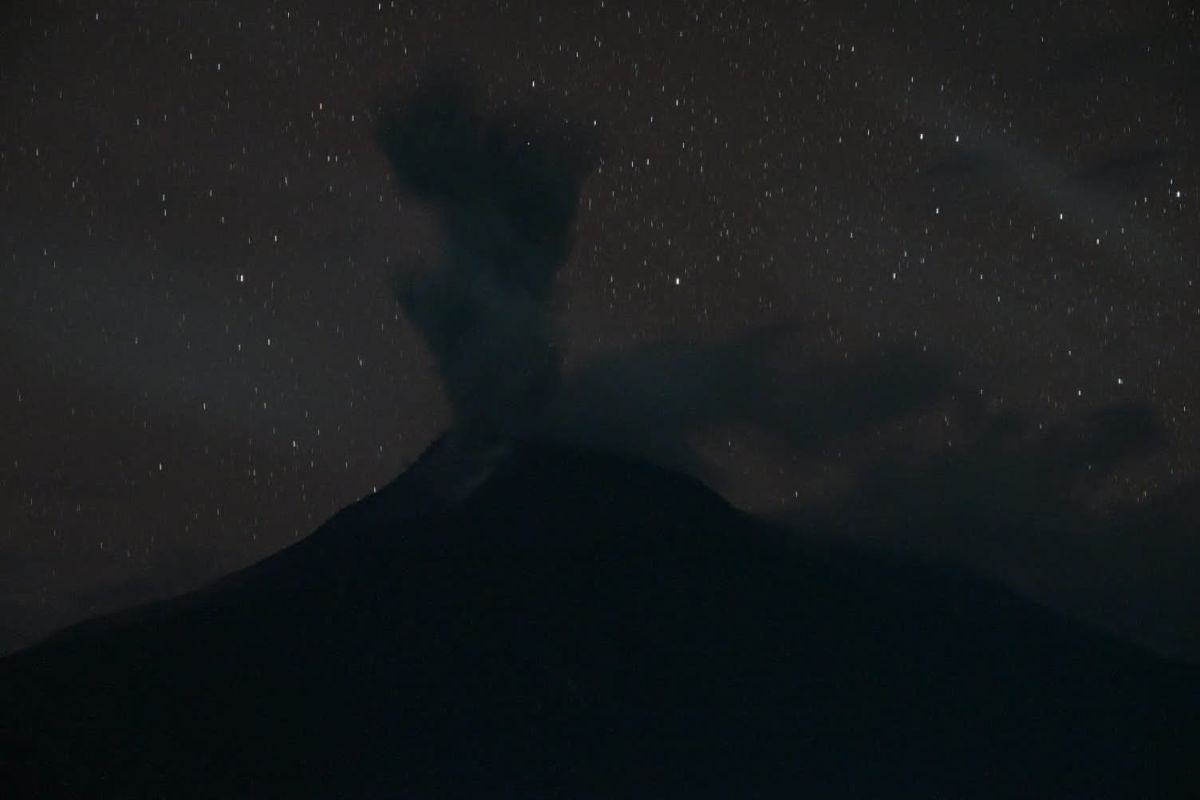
[[1, 432, 1196, 798]]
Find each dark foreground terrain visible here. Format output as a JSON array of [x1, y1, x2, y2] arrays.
[[1, 433, 1196, 798]]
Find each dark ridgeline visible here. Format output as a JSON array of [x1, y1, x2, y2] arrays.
[[2, 76, 1196, 797], [0, 434, 1197, 798]]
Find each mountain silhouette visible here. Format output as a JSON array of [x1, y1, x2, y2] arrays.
[[1, 431, 1196, 798]]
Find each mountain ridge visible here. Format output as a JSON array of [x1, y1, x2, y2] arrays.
[[1, 433, 1196, 797]]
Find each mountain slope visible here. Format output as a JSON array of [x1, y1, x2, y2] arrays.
[[1, 435, 1196, 798]]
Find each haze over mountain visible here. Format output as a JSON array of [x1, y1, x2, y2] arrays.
[[3, 74, 1197, 797]]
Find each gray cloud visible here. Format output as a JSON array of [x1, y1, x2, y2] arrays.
[[377, 75, 948, 469], [377, 74, 601, 438], [377, 72, 1199, 660]]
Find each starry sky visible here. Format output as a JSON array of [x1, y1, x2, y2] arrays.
[[1, 0, 1198, 657]]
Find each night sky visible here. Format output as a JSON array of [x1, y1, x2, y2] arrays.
[[2, 1, 1198, 658]]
